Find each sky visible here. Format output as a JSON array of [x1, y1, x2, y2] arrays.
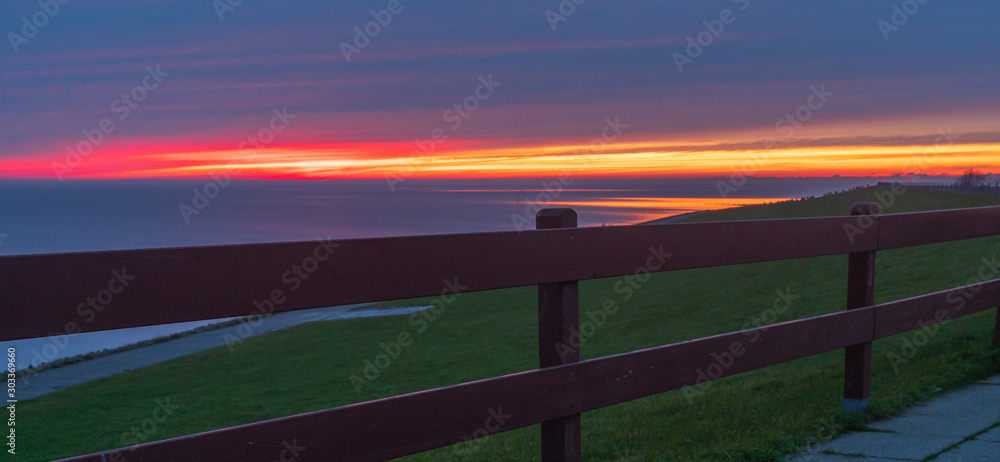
[[0, 0, 998, 180]]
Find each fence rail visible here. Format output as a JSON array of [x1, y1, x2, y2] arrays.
[[2, 203, 999, 461]]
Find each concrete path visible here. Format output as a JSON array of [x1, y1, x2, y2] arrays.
[[790, 375, 1000, 461], [16, 303, 429, 401]]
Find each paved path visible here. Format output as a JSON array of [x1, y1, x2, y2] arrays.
[[790, 375, 1000, 462], [16, 303, 429, 401]]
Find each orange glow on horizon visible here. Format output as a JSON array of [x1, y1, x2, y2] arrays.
[[1, 135, 997, 180]]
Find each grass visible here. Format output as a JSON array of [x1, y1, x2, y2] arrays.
[[13, 186, 1000, 461]]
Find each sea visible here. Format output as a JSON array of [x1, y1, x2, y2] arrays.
[[1, 176, 873, 367]]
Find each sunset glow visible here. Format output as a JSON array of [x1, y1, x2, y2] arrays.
[[3, 138, 996, 180], [2, 1, 998, 181]]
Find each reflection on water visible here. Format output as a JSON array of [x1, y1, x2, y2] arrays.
[[511, 196, 784, 224]]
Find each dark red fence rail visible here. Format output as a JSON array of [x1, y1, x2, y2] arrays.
[[2, 203, 999, 461]]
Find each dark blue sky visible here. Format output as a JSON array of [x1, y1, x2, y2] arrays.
[[1, 0, 998, 178]]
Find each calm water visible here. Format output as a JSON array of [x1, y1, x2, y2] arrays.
[[1, 177, 871, 367]]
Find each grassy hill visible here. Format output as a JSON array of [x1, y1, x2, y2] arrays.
[[16, 186, 1000, 461]]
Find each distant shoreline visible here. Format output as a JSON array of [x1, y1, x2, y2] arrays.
[[639, 210, 709, 225]]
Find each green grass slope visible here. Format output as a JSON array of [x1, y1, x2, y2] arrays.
[[14, 186, 1000, 461]]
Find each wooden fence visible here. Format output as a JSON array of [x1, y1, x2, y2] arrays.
[[2, 203, 999, 461], [877, 181, 1000, 196]]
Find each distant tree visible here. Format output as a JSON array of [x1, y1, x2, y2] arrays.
[[957, 168, 986, 188]]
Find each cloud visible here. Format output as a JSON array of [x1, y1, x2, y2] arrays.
[[1, 0, 999, 177]]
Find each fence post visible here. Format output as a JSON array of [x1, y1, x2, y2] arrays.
[[536, 208, 582, 462], [843, 202, 880, 412]]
